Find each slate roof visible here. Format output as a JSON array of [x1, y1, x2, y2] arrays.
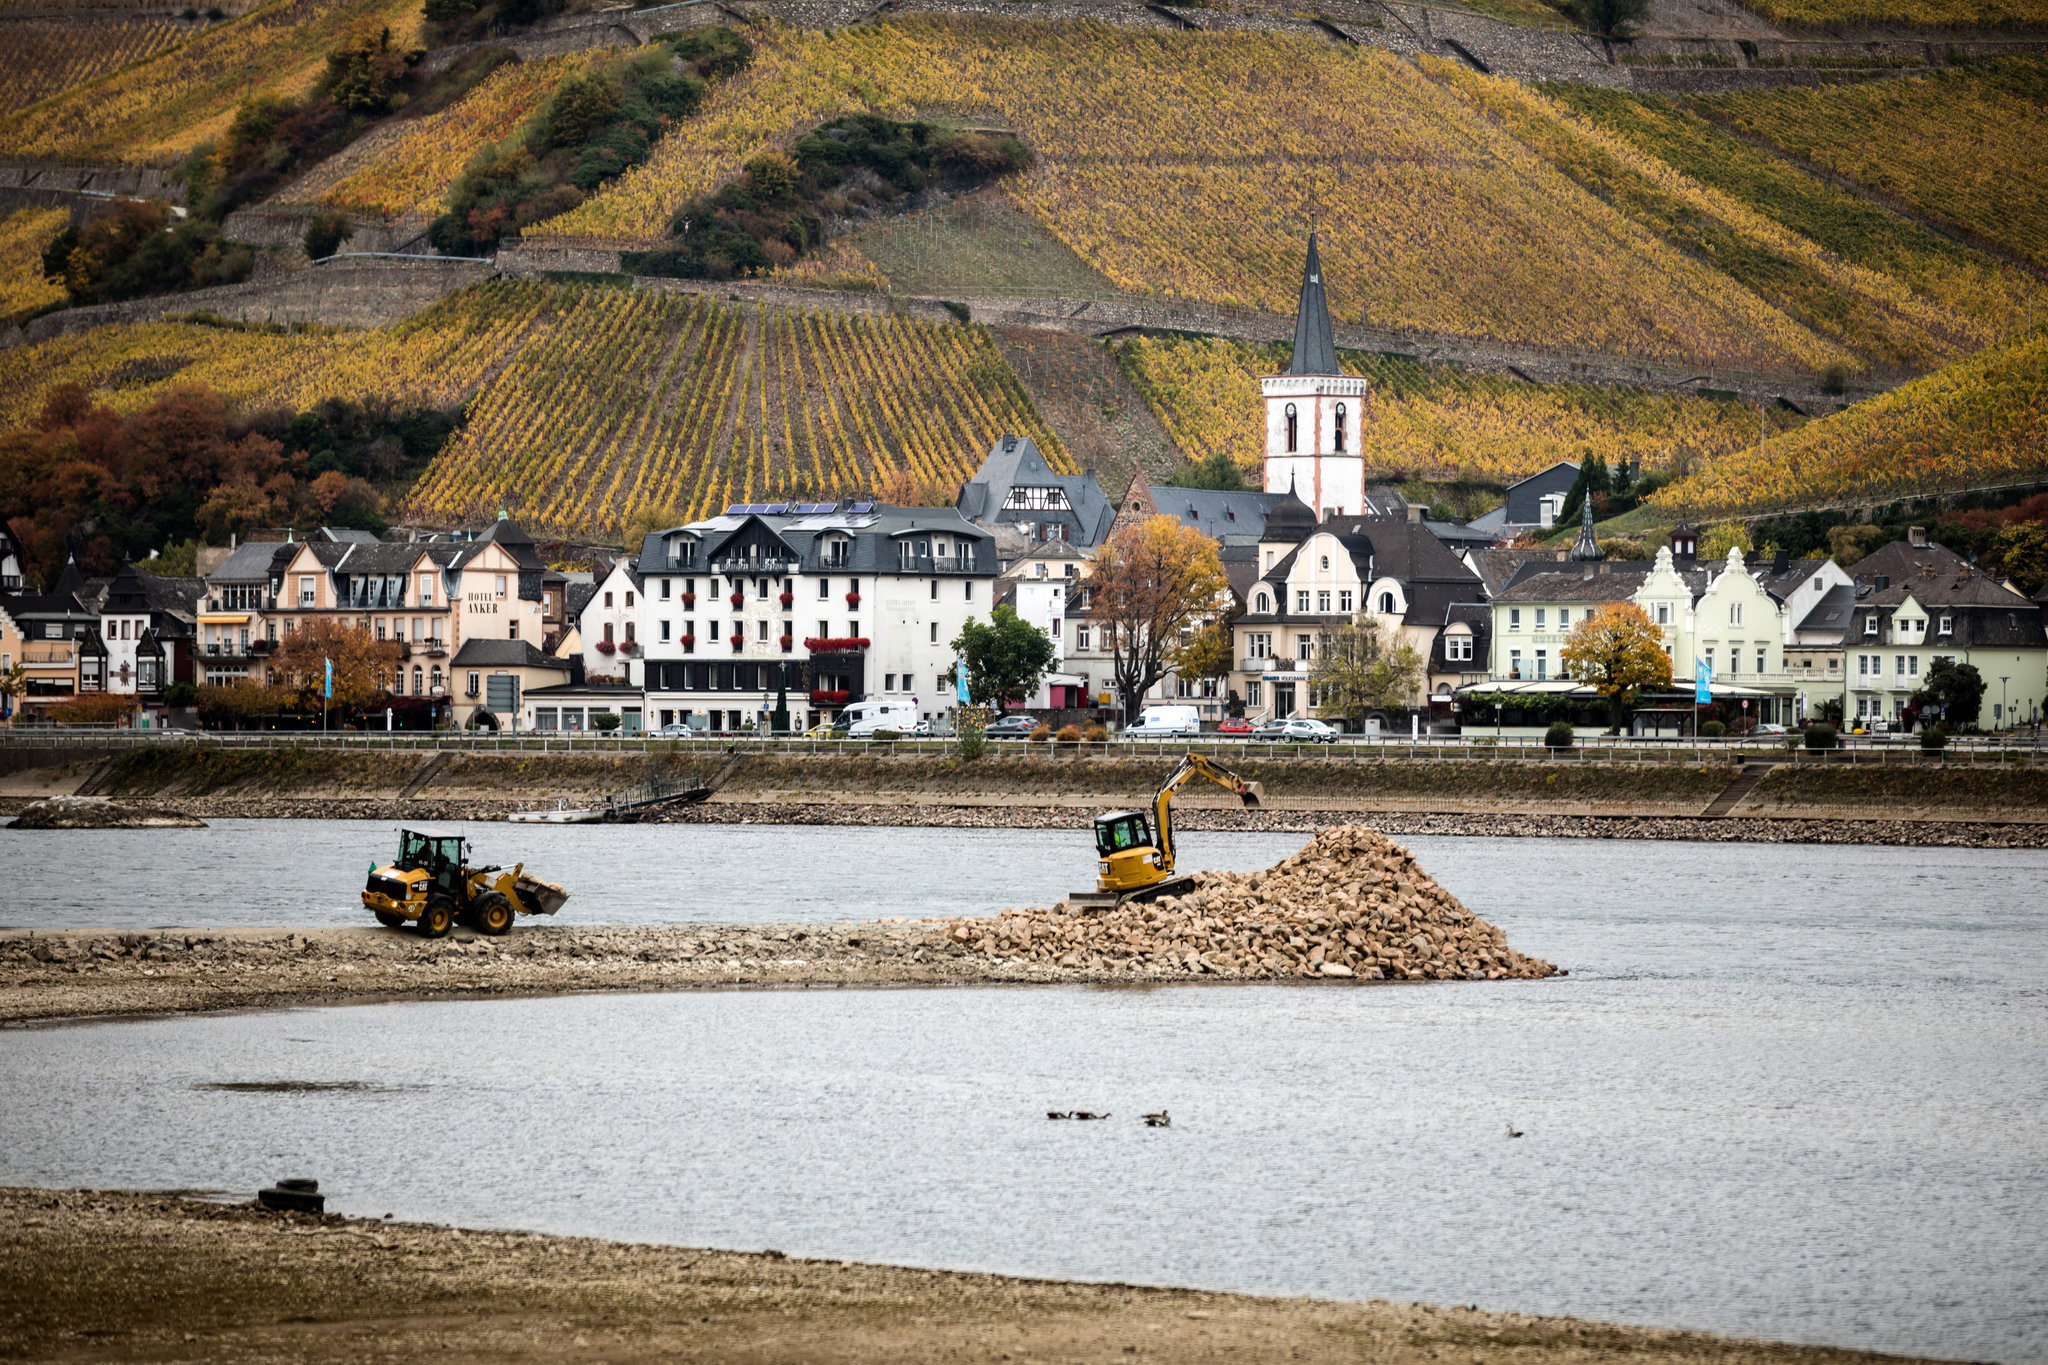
[[634, 503, 998, 579], [1792, 583, 1856, 638], [1433, 600, 1492, 674], [1870, 572, 2046, 649], [565, 582, 599, 621], [1286, 231, 1340, 377], [1144, 485, 1296, 540], [1847, 537, 1968, 584], [1241, 516, 1484, 628], [1493, 567, 1653, 605], [1467, 547, 1565, 597], [449, 638, 570, 670], [209, 541, 292, 582], [955, 435, 1116, 546]]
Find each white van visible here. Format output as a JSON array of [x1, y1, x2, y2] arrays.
[[1126, 705, 1202, 738], [841, 699, 923, 737]]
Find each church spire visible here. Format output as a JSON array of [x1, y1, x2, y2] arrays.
[[1570, 492, 1604, 562], [1286, 230, 1339, 377]]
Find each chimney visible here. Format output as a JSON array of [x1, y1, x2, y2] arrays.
[[1874, 574, 1889, 590], [1406, 504, 1424, 523], [1908, 526, 1927, 547], [1773, 549, 1789, 572]]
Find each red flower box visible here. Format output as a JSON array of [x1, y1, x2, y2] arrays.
[[802, 636, 871, 652], [729, 634, 745, 649], [779, 634, 794, 651], [779, 592, 794, 607], [845, 592, 861, 606], [679, 634, 696, 646], [594, 639, 617, 654], [809, 688, 850, 704], [728, 592, 745, 607], [680, 593, 696, 607]]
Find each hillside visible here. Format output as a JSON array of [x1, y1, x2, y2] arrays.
[[1651, 323, 2048, 517], [0, 15, 195, 119]]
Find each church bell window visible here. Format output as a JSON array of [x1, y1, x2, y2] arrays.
[[1334, 402, 1347, 453], [1284, 403, 1298, 453]]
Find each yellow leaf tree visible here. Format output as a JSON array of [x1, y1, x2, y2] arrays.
[[1560, 603, 1672, 731], [267, 617, 402, 721], [1089, 514, 1228, 723]]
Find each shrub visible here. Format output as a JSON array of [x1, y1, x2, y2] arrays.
[[1804, 722, 1838, 750], [1544, 720, 1574, 748], [592, 711, 622, 732], [163, 681, 198, 707], [1919, 724, 1949, 751], [303, 211, 355, 260], [1700, 720, 1726, 737], [49, 693, 133, 725], [871, 727, 901, 740], [1084, 722, 1109, 741], [1056, 723, 1083, 745], [1029, 722, 1053, 742]]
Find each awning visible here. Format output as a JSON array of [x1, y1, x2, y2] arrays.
[[198, 614, 251, 624]]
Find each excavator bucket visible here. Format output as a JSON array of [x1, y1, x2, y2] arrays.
[[1240, 782, 1263, 809]]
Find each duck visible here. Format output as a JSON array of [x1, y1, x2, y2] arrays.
[[1072, 1111, 1109, 1121], [1143, 1110, 1170, 1128], [1046, 1111, 1070, 1120], [1506, 1123, 1524, 1138]]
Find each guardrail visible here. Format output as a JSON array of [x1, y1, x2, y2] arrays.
[[1, 728, 2040, 765]]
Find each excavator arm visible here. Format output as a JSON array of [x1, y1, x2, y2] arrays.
[[1151, 754, 1263, 875]]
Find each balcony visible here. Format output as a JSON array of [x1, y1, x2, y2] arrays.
[[24, 643, 77, 666], [1242, 656, 1304, 673], [895, 553, 978, 575], [711, 556, 795, 576]]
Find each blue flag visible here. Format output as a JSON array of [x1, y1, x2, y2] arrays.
[[324, 657, 333, 700], [1694, 657, 1711, 704], [955, 660, 971, 704]]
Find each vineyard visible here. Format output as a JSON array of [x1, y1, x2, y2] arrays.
[[0, 17, 192, 118], [0, 207, 69, 325], [1542, 82, 2046, 352], [406, 284, 1071, 533], [281, 51, 603, 221], [1733, 0, 2048, 28], [0, 0, 422, 162], [0, 281, 550, 430], [1652, 325, 2048, 518], [527, 19, 1854, 373], [1114, 334, 1806, 486], [1695, 57, 2048, 275]]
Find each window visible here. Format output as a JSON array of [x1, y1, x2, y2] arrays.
[[1508, 648, 1522, 679], [298, 576, 316, 607], [625, 591, 634, 608], [1333, 401, 1347, 453], [1064, 564, 1078, 578], [1557, 609, 1569, 628], [818, 620, 830, 640], [930, 579, 938, 600], [375, 620, 386, 641], [1265, 551, 1275, 571], [661, 579, 671, 600], [1317, 591, 1331, 613], [1730, 602, 1742, 626], [1865, 614, 1878, 637], [604, 592, 614, 608], [819, 579, 830, 599], [1939, 615, 1953, 636], [1858, 654, 1871, 677], [1656, 603, 1671, 626], [849, 620, 858, 637], [466, 671, 480, 697], [683, 622, 695, 654], [1246, 681, 1262, 707], [1284, 402, 1298, 453], [758, 620, 770, 641], [495, 575, 507, 600], [1296, 634, 1313, 661], [1051, 617, 1061, 638], [1510, 609, 1521, 630], [508, 619, 520, 641], [1249, 632, 1271, 658], [419, 575, 434, 604], [1001, 486, 1072, 511], [1446, 634, 1472, 662], [1296, 591, 1310, 613], [1255, 592, 1270, 613], [1320, 555, 1330, 570], [885, 673, 896, 691], [1078, 624, 1091, 650], [1535, 608, 1546, 629], [1727, 650, 1738, 676], [661, 620, 671, 642], [603, 622, 615, 644], [1756, 649, 1767, 675], [1704, 648, 1715, 673], [1535, 650, 1548, 681], [964, 581, 973, 601], [625, 622, 636, 644], [1035, 563, 1047, 579], [930, 622, 939, 643]]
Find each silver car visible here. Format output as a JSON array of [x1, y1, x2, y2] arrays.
[[1280, 718, 1339, 744]]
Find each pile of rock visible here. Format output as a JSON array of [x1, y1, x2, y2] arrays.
[[940, 825, 1559, 981], [7, 796, 204, 829]]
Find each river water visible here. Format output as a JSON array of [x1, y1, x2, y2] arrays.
[[1, 825, 2044, 1362]]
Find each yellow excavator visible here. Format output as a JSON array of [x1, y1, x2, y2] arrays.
[[1069, 754, 1263, 909]]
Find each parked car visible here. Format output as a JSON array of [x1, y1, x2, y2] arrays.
[[841, 699, 922, 738], [1250, 718, 1292, 740], [983, 715, 1040, 739], [1754, 723, 1789, 735], [801, 719, 842, 738], [1278, 717, 1340, 744], [653, 722, 696, 738], [1215, 717, 1256, 737]]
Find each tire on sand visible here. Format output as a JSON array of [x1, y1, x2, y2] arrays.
[[475, 891, 514, 937], [418, 895, 455, 938]]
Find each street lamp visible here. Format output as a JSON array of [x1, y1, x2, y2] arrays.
[[1999, 676, 2009, 732]]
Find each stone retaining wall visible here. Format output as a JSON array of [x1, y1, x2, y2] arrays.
[[221, 206, 427, 254]]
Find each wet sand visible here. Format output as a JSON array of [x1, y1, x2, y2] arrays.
[[0, 1187, 1945, 1365]]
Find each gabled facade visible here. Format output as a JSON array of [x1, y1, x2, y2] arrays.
[[956, 434, 1116, 547], [578, 557, 643, 684], [1827, 565, 2046, 729]]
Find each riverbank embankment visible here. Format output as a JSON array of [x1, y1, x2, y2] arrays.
[[6, 746, 2046, 842], [0, 1187, 1934, 1365]]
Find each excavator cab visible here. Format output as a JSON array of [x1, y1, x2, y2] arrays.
[[1073, 755, 1263, 908]]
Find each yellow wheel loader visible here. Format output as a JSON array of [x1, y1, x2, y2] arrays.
[[361, 828, 569, 937], [1068, 754, 1262, 909]]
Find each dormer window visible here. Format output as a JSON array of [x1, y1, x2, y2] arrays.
[[1320, 555, 1329, 570], [1865, 614, 1878, 636], [1939, 615, 1952, 635], [1284, 403, 1298, 454], [1255, 592, 1270, 613], [1379, 591, 1395, 614]]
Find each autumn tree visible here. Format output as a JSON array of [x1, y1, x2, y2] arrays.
[[1088, 515, 1227, 723], [1560, 603, 1672, 731], [266, 617, 401, 721], [951, 602, 1055, 707], [1311, 614, 1423, 728]]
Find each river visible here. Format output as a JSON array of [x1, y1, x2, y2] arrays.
[[1, 824, 2043, 1362]]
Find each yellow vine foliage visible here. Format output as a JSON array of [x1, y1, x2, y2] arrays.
[[1698, 57, 2048, 273], [1736, 0, 2048, 28], [1117, 334, 1805, 485], [1652, 325, 2048, 517], [0, 280, 550, 429], [528, 19, 1841, 370], [0, 17, 191, 118], [0, 0, 423, 162], [406, 285, 1071, 536], [0, 207, 70, 322], [283, 51, 604, 219]]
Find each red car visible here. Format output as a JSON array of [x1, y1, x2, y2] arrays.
[[1215, 718, 1256, 737]]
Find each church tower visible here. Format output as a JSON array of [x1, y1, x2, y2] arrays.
[[1261, 232, 1369, 520]]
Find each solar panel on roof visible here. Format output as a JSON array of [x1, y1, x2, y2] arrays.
[[792, 502, 835, 514], [763, 503, 788, 514], [849, 502, 874, 512]]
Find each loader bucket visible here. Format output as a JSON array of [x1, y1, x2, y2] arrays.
[[513, 873, 571, 915], [1240, 782, 1264, 809]]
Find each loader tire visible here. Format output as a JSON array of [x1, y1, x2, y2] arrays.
[[476, 893, 514, 937], [418, 896, 455, 938], [373, 910, 406, 929]]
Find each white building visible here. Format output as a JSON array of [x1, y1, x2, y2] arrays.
[[1260, 232, 1372, 522]]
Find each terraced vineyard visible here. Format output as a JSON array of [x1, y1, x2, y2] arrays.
[[0, 16, 193, 118], [1735, 0, 2048, 29], [1653, 325, 2048, 517], [529, 19, 1854, 374], [1696, 57, 2048, 275], [0, 207, 69, 325], [408, 285, 1069, 534], [0, 280, 550, 429], [1116, 334, 1806, 486], [0, 0, 422, 162], [281, 51, 603, 221]]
